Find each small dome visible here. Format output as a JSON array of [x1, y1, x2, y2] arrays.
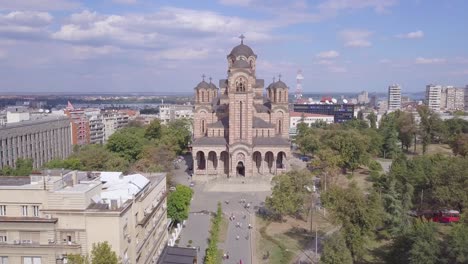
[[274, 80, 288, 89], [209, 82, 218, 89], [229, 44, 256, 58], [232, 59, 251, 69], [195, 80, 210, 89]]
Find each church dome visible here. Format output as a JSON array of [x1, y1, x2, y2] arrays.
[[232, 59, 251, 69], [195, 80, 210, 89], [229, 43, 256, 58], [274, 80, 288, 89], [209, 82, 218, 89]]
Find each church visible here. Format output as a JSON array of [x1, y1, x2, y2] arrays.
[[191, 37, 291, 178]]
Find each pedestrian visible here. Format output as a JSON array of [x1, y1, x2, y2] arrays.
[[236, 235, 239, 240], [240, 222, 243, 228]]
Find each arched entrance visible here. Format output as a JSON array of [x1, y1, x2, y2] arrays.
[[253, 151, 262, 174], [196, 151, 205, 170], [276, 151, 286, 169], [236, 161, 245, 177], [265, 151, 274, 173]]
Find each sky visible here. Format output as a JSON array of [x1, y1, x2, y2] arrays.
[[0, 0, 467, 94]]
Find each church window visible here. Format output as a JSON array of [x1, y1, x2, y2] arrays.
[[239, 101, 243, 139], [278, 120, 282, 134], [201, 91, 205, 103], [279, 91, 282, 102], [236, 78, 246, 92], [201, 120, 206, 135]]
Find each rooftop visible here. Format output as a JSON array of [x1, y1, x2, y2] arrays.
[[158, 246, 197, 264], [289, 111, 335, 118]]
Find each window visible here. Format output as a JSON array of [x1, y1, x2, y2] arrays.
[[0, 206, 5, 216], [21, 206, 28, 216], [32, 206, 39, 217], [0, 257, 8, 264], [22, 257, 41, 264], [236, 78, 246, 92], [0, 231, 7, 243], [239, 101, 243, 139]]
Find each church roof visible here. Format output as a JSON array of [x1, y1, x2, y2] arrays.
[[253, 117, 274, 128], [208, 117, 228, 128], [195, 80, 210, 89], [219, 79, 228, 88], [192, 137, 227, 146], [253, 137, 290, 146], [232, 59, 250, 68], [229, 43, 256, 58], [254, 104, 270, 113], [274, 80, 288, 89]]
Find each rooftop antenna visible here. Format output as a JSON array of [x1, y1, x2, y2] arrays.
[[239, 34, 245, 44], [295, 69, 304, 102]]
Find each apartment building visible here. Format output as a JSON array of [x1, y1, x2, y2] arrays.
[[445, 86, 464, 111], [64, 107, 90, 146], [426, 84, 442, 112], [103, 112, 130, 142], [387, 84, 402, 111], [0, 170, 168, 264], [0, 116, 71, 169], [289, 112, 334, 135], [357, 91, 369, 104], [84, 110, 105, 144], [158, 104, 193, 125]]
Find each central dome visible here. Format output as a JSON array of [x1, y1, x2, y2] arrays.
[[229, 43, 256, 58]]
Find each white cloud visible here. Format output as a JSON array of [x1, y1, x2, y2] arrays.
[[71, 45, 121, 59], [396, 30, 424, 39], [328, 65, 347, 73], [379, 59, 391, 63], [316, 50, 339, 59], [0, 11, 53, 39], [53, 8, 276, 48], [318, 0, 397, 15], [415, 57, 446, 64], [316, 60, 334, 65], [219, 0, 253, 6], [113, 0, 138, 4], [0, 0, 79, 11], [449, 69, 468, 76], [151, 48, 211, 61], [339, 29, 373, 47]]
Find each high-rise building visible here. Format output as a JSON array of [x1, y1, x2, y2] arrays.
[[64, 102, 90, 145], [357, 91, 369, 104], [426, 84, 442, 111], [0, 116, 71, 168], [102, 111, 130, 142], [0, 170, 168, 264], [387, 84, 402, 111], [445, 86, 464, 111]]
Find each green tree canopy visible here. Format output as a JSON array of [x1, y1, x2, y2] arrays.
[[320, 231, 353, 264], [167, 184, 193, 223], [106, 127, 148, 161]]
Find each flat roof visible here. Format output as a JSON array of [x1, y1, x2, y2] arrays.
[[158, 246, 197, 264]]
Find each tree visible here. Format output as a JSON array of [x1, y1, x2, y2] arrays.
[[266, 170, 313, 217], [167, 185, 193, 223], [321, 184, 383, 261], [388, 220, 441, 264], [446, 223, 468, 263], [323, 130, 370, 174], [320, 231, 353, 264], [145, 119, 162, 140], [107, 127, 148, 161], [450, 133, 468, 157], [67, 241, 118, 264], [417, 106, 444, 154], [366, 112, 377, 129], [395, 111, 417, 151], [0, 158, 33, 176], [379, 113, 400, 158], [90, 242, 118, 264], [295, 126, 321, 156]]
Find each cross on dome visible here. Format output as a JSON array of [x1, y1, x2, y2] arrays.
[[273, 77, 276, 83], [278, 74, 282, 81], [209, 77, 212, 83], [201, 74, 206, 81], [239, 34, 245, 44]]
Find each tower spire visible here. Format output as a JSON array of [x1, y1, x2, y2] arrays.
[[239, 34, 245, 44]]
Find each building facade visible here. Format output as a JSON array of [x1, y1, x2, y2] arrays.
[[192, 39, 291, 178], [0, 170, 168, 264], [357, 91, 369, 104], [158, 104, 193, 125], [293, 103, 355, 123], [64, 107, 90, 146], [0, 116, 71, 169], [426, 84, 442, 112], [289, 112, 334, 135], [387, 84, 402, 111], [444, 86, 464, 111], [102, 111, 130, 142]]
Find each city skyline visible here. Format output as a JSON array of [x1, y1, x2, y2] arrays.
[[0, 0, 467, 94]]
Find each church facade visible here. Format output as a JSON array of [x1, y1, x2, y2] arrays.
[[191, 39, 291, 178]]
